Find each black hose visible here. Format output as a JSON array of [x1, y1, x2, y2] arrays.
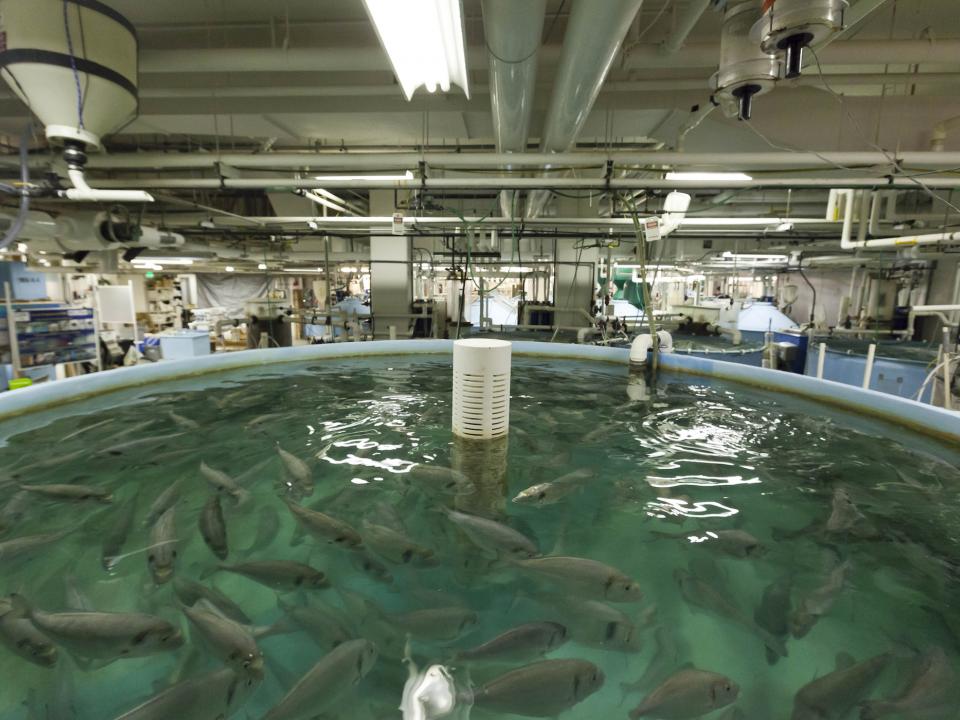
[[797, 257, 817, 325], [0, 123, 31, 251]]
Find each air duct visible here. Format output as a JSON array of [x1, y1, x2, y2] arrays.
[[712, 1, 780, 121], [526, 0, 644, 218]]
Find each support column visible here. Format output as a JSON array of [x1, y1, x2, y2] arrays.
[[369, 190, 412, 339], [553, 196, 598, 328]]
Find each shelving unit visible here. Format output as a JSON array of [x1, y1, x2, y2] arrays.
[[146, 277, 183, 332], [0, 283, 98, 385]]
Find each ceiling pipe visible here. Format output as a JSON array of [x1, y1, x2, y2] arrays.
[[660, 0, 712, 55], [84, 176, 960, 191], [526, 0, 644, 218], [79, 151, 960, 172], [482, 0, 546, 218], [836, 189, 960, 249]]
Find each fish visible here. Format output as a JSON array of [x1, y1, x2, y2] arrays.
[[349, 550, 394, 584], [454, 622, 568, 663], [148, 506, 178, 585], [471, 658, 605, 718], [199, 461, 251, 504], [285, 500, 362, 548], [210, 560, 328, 591], [8, 595, 183, 662], [60, 417, 113, 442], [754, 576, 793, 665], [261, 638, 378, 720], [97, 431, 185, 457], [181, 601, 263, 673], [102, 494, 138, 571], [438, 506, 539, 558], [826, 488, 864, 533], [111, 666, 261, 720], [0, 490, 30, 534], [244, 411, 292, 431], [790, 560, 850, 638], [0, 527, 75, 564], [276, 444, 314, 496], [388, 607, 478, 641], [515, 556, 644, 602], [860, 647, 958, 719], [512, 469, 595, 506], [554, 597, 643, 653], [651, 529, 766, 559], [241, 506, 281, 554], [621, 626, 678, 698], [172, 577, 251, 625], [361, 521, 437, 566], [792, 653, 890, 720], [406, 465, 474, 496], [167, 411, 199, 431], [675, 568, 787, 659], [275, 598, 354, 649], [143, 480, 182, 528], [18, 483, 112, 503], [629, 667, 739, 719], [199, 494, 229, 560], [0, 596, 58, 667]]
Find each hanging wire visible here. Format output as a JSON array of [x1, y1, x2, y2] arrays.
[[62, 0, 85, 130]]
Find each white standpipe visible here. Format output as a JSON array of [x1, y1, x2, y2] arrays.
[[452, 339, 511, 440], [62, 168, 154, 204], [835, 188, 960, 249], [862, 343, 877, 389], [817, 342, 827, 379]]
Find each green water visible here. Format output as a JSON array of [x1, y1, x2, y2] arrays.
[[0, 356, 959, 719]]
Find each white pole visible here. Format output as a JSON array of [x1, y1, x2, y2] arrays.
[[127, 280, 139, 347], [862, 343, 876, 389], [4, 281, 20, 380], [389, 325, 396, 341], [817, 342, 827, 379], [944, 353, 953, 411]]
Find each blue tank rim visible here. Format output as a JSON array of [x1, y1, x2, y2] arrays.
[[0, 339, 957, 444]]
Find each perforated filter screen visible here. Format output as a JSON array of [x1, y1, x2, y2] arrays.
[[451, 339, 511, 440]]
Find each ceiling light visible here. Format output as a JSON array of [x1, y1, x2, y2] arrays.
[[258, 263, 268, 270], [225, 266, 235, 272], [131, 257, 195, 266], [665, 172, 753, 182], [312, 171, 414, 182], [341, 266, 359, 273], [774, 222, 795, 232], [38, 250, 46, 255], [283, 268, 325, 273], [362, 0, 469, 101]]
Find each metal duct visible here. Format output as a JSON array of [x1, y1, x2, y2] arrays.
[[482, 0, 546, 218], [526, 0, 644, 218]]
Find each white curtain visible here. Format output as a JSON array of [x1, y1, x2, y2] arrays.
[[195, 274, 270, 319]]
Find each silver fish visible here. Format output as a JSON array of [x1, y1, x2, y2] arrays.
[[754, 576, 792, 665], [199, 461, 251, 504], [676, 569, 787, 659], [211, 560, 328, 591], [455, 622, 568, 663], [621, 626, 678, 697], [244, 411, 291, 431], [651, 529, 766, 559], [276, 445, 314, 496], [9, 596, 183, 662], [552, 597, 643, 653], [275, 598, 354, 649], [516, 556, 644, 602], [440, 506, 538, 558], [0, 597, 58, 667], [19, 483, 112, 503], [350, 550, 394, 584], [172, 577, 251, 625], [512, 469, 595, 506], [167, 411, 199, 431], [472, 659, 604, 718], [790, 560, 850, 638], [826, 488, 863, 533], [0, 490, 30, 534], [792, 653, 890, 720], [860, 647, 957, 719], [148, 506, 178, 585], [199, 494, 228, 560], [262, 639, 378, 720], [144, 480, 182, 528], [98, 431, 185, 457], [112, 667, 261, 720], [361, 521, 437, 566], [102, 494, 138, 571], [0, 527, 75, 564], [181, 602, 262, 673], [629, 667, 739, 719], [60, 417, 113, 442], [388, 607, 478, 641], [285, 500, 362, 548], [406, 465, 473, 495]]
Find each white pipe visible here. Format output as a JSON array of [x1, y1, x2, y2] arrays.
[[944, 352, 953, 410], [82, 151, 960, 172], [630, 333, 654, 364], [862, 343, 876, 389], [660, 0, 711, 55], [817, 342, 827, 379], [838, 189, 960, 249], [62, 168, 154, 204]]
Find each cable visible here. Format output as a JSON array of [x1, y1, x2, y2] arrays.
[[796, 257, 817, 326], [62, 0, 85, 130], [485, 0, 567, 66], [629, 0, 674, 45], [0, 124, 31, 252]]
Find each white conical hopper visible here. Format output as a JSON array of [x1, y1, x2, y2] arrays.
[[452, 339, 511, 440]]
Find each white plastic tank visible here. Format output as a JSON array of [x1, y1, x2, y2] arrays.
[[737, 301, 799, 333], [0, 0, 139, 149], [452, 339, 511, 440]]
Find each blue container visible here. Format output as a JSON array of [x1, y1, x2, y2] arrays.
[[804, 340, 934, 400]]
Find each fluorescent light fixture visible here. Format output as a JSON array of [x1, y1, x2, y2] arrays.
[[303, 191, 350, 215], [312, 171, 414, 182], [225, 266, 235, 272], [132, 257, 195, 266], [363, 0, 470, 101], [341, 266, 359, 273], [665, 172, 753, 182], [500, 266, 534, 273], [258, 263, 268, 270], [38, 250, 46, 255], [283, 268, 326, 274]]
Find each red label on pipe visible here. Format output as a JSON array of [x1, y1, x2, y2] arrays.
[[762, 0, 775, 12]]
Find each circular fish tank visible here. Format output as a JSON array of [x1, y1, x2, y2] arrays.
[[0, 341, 957, 720]]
